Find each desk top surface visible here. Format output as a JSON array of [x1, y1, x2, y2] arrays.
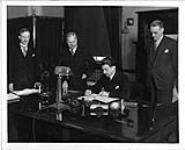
[[8, 96, 178, 142]]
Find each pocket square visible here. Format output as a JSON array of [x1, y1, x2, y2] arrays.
[[115, 86, 120, 90], [32, 53, 36, 57], [164, 49, 169, 53]]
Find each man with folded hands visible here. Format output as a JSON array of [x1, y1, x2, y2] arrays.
[[146, 20, 178, 106], [58, 32, 96, 91]]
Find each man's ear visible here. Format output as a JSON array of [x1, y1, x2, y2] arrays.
[[161, 27, 164, 33], [111, 66, 116, 70], [18, 35, 21, 40]]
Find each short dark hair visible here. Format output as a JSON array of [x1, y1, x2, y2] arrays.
[[102, 57, 116, 67], [19, 28, 30, 35], [66, 32, 78, 40], [150, 20, 164, 28]]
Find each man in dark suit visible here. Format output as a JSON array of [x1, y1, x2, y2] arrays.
[[8, 28, 40, 91], [85, 57, 129, 99], [147, 20, 178, 106], [8, 28, 41, 141], [59, 32, 96, 91]]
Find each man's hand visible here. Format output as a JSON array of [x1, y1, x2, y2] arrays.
[[84, 89, 92, 96], [172, 86, 178, 103], [34, 82, 42, 93], [34, 82, 42, 87], [8, 83, 14, 92], [98, 91, 110, 97], [82, 73, 87, 80], [34, 82, 42, 89]]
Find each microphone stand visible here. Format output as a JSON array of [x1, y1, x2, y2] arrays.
[[55, 73, 63, 121]]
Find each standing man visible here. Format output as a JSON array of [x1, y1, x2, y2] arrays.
[[147, 20, 178, 107], [59, 32, 96, 91], [8, 28, 40, 92], [8, 28, 41, 141]]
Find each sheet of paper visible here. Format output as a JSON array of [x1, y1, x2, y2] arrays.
[[7, 93, 20, 101], [78, 94, 119, 103], [7, 93, 20, 104], [13, 88, 39, 96]]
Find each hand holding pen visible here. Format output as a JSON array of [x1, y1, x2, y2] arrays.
[[98, 87, 109, 97]]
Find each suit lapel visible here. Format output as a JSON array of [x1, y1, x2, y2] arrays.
[[111, 71, 119, 84], [18, 46, 26, 58], [19, 44, 32, 58], [73, 47, 80, 57], [149, 42, 156, 64], [153, 36, 166, 65]]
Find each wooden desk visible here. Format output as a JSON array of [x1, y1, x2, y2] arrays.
[[8, 97, 178, 143]]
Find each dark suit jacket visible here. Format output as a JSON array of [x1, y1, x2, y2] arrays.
[[90, 70, 129, 99], [59, 47, 96, 91], [8, 43, 39, 90], [147, 36, 178, 90]]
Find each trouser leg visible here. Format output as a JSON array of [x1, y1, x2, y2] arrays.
[[8, 112, 18, 142]]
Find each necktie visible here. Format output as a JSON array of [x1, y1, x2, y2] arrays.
[[22, 46, 28, 57], [154, 41, 157, 51], [70, 49, 74, 56]]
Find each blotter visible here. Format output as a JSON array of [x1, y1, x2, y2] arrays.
[[78, 94, 119, 103]]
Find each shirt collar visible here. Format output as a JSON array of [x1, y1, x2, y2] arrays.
[[20, 43, 28, 56], [70, 46, 78, 54], [110, 69, 116, 80], [20, 43, 28, 48]]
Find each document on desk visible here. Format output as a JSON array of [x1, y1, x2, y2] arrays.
[[13, 88, 39, 96], [7, 93, 20, 103], [78, 94, 119, 103]]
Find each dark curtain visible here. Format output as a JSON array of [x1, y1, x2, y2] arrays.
[[36, 16, 63, 66], [64, 6, 121, 67], [64, 7, 75, 33], [103, 7, 122, 69], [64, 6, 122, 58]]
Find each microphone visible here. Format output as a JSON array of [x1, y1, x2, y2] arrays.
[[54, 66, 72, 77]]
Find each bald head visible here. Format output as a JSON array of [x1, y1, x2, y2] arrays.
[[66, 32, 78, 50]]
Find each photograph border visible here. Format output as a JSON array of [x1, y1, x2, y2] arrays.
[[1, 1, 185, 150]]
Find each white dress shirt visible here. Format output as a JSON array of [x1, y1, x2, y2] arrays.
[[20, 43, 28, 57]]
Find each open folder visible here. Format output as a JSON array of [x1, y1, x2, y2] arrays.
[[7, 88, 39, 104], [78, 94, 119, 103]]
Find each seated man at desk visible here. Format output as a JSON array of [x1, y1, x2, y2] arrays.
[[85, 57, 129, 99]]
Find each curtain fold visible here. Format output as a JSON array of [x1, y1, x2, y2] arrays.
[[64, 6, 121, 67], [36, 16, 63, 65], [103, 6, 122, 69]]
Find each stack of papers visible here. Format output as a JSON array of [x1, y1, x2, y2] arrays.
[[7, 93, 20, 103], [78, 94, 118, 103]]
